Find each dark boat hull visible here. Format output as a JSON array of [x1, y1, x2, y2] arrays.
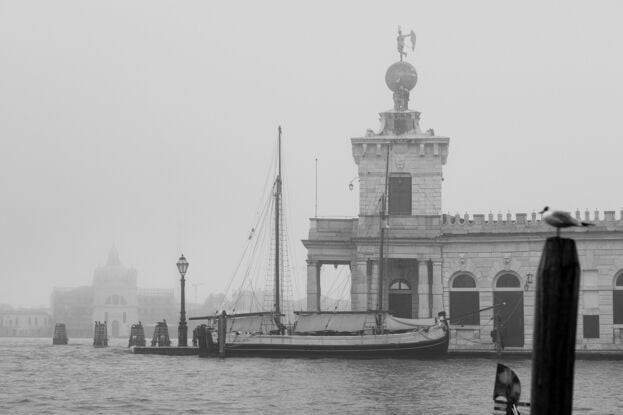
[[204, 327, 450, 359]]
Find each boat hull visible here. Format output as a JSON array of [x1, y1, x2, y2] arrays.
[[209, 326, 449, 358]]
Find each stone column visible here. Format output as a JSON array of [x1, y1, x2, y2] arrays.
[[432, 260, 443, 316], [306, 260, 321, 311], [350, 260, 369, 311], [368, 261, 379, 310], [418, 260, 430, 318]]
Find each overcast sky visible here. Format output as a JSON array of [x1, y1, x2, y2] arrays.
[[1, 1, 622, 308]]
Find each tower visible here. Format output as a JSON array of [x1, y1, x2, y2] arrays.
[[349, 30, 450, 315], [351, 54, 449, 221], [92, 248, 139, 338]]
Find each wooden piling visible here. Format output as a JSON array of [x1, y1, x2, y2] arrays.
[[52, 323, 68, 345], [93, 321, 108, 347], [197, 324, 215, 358], [128, 322, 146, 347], [197, 324, 207, 357], [150, 321, 171, 347], [218, 312, 226, 357], [530, 237, 581, 415]]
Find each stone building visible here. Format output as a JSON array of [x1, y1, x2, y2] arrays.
[[302, 53, 623, 351], [0, 308, 52, 337], [52, 286, 93, 337], [91, 248, 139, 338], [52, 248, 177, 338]]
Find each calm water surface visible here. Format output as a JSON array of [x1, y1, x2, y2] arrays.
[[1, 337, 622, 414]]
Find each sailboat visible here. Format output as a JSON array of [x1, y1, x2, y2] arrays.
[[191, 127, 449, 358]]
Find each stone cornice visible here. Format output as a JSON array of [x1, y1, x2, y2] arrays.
[[438, 231, 623, 244], [301, 239, 355, 249]]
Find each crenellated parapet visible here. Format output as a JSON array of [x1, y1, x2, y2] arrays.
[[352, 133, 450, 166], [442, 210, 623, 234]]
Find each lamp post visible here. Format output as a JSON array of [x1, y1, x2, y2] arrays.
[[348, 176, 359, 191], [524, 273, 534, 291], [176, 254, 189, 347]]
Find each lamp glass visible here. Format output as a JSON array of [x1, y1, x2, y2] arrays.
[[177, 254, 189, 276]]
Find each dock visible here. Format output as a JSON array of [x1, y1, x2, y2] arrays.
[[131, 346, 198, 356]]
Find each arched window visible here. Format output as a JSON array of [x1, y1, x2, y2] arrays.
[[389, 279, 411, 290], [613, 271, 623, 324], [496, 274, 521, 288], [452, 274, 476, 288], [449, 273, 480, 325]]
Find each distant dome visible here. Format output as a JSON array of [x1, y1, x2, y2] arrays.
[[107, 247, 121, 266], [385, 61, 418, 92]]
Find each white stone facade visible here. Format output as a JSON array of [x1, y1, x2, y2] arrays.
[[0, 310, 51, 336], [303, 75, 623, 352]]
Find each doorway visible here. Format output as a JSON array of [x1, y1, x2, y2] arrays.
[[493, 274, 524, 347], [111, 320, 120, 338], [388, 279, 412, 318]]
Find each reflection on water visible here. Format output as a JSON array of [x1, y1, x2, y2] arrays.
[[1, 338, 623, 414]]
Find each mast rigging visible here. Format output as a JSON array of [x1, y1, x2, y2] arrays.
[[274, 126, 282, 330], [378, 143, 391, 312]]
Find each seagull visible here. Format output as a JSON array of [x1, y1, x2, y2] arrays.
[[539, 206, 595, 237]]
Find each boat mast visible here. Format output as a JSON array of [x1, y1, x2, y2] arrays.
[[378, 143, 390, 311], [274, 126, 282, 321]]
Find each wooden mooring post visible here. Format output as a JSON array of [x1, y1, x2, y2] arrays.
[[197, 324, 216, 357], [218, 311, 226, 357], [128, 322, 146, 347], [151, 321, 171, 347], [530, 237, 581, 415], [52, 323, 68, 345], [93, 321, 108, 347]]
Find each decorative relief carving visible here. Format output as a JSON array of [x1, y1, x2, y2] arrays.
[[395, 155, 406, 171], [459, 254, 466, 269]]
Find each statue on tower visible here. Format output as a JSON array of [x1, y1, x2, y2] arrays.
[[396, 26, 416, 61], [387, 27, 418, 112]]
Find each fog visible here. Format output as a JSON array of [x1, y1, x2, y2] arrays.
[[1, 1, 622, 308]]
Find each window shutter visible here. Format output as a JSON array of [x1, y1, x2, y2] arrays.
[[389, 175, 412, 215]]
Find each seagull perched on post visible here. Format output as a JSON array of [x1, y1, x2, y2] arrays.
[[539, 206, 594, 237]]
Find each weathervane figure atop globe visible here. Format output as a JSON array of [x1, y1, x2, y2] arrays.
[[396, 26, 416, 61], [386, 27, 418, 111]]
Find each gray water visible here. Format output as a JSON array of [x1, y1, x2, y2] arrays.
[[1, 337, 622, 414]]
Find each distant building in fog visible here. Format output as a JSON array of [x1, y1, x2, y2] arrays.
[[51, 286, 93, 337], [0, 308, 52, 337], [51, 248, 176, 338]]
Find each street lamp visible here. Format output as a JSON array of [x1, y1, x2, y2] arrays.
[[524, 273, 534, 291], [176, 254, 189, 347], [348, 176, 359, 191]]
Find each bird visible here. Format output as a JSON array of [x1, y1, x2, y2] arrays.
[[539, 206, 594, 237]]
